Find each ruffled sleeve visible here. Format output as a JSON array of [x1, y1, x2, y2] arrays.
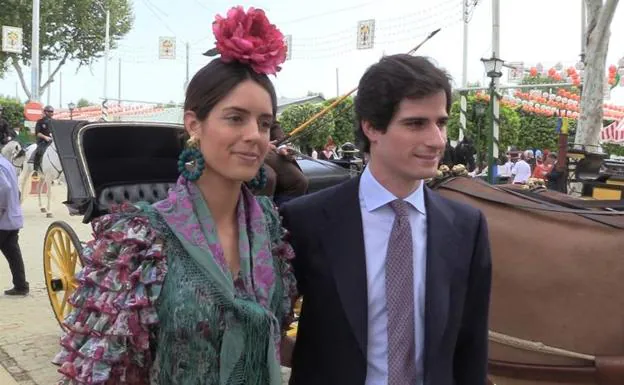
[[52, 203, 168, 385], [256, 196, 298, 333]]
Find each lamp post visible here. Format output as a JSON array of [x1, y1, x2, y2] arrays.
[[474, 103, 486, 170], [480, 56, 504, 184], [68, 102, 75, 120]]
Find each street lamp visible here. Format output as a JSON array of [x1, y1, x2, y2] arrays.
[[481, 56, 504, 184], [68, 102, 75, 120], [474, 103, 486, 170]]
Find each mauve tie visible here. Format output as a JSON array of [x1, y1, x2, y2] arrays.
[[385, 199, 418, 385]]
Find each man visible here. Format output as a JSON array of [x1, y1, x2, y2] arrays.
[[0, 153, 29, 295], [260, 121, 308, 206], [33, 105, 54, 175], [281, 54, 492, 385], [545, 153, 565, 192], [510, 152, 531, 184]]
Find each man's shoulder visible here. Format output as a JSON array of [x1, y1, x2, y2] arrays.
[[281, 178, 356, 215]]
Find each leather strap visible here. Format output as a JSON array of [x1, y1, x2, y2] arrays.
[[489, 357, 624, 384], [595, 356, 624, 385]]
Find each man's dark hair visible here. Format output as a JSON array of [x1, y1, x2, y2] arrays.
[[354, 54, 452, 153]]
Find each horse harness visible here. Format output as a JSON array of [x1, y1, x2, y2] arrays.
[[430, 176, 624, 230]]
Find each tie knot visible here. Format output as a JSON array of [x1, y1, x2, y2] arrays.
[[389, 199, 410, 218]]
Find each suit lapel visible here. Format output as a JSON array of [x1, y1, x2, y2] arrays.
[[423, 187, 458, 378], [322, 177, 368, 358]]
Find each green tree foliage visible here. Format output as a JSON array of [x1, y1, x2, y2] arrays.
[[447, 96, 520, 161], [322, 96, 355, 145], [279, 103, 335, 150], [0, 97, 23, 128], [0, 0, 134, 98], [77, 98, 92, 108]]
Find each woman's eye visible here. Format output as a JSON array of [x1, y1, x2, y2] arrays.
[[226, 115, 243, 123], [259, 120, 272, 131]]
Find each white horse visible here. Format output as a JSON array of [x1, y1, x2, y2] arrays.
[[19, 141, 64, 218], [0, 140, 27, 177]]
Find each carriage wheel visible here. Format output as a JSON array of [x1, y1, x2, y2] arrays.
[[43, 221, 83, 331]]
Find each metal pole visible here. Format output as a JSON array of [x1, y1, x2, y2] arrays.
[[336, 68, 340, 97], [31, 0, 40, 102], [103, 9, 110, 100], [59, 71, 62, 107], [580, 0, 586, 62], [46, 60, 51, 105], [185, 42, 190, 90], [459, 0, 469, 142], [118, 58, 122, 103], [490, 0, 501, 182], [488, 78, 495, 184]]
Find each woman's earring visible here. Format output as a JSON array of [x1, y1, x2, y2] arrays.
[[178, 136, 205, 181], [246, 164, 267, 191]]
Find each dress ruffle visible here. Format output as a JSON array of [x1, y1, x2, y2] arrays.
[[52, 203, 168, 385]]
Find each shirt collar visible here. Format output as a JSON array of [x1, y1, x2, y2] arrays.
[[359, 166, 426, 215]]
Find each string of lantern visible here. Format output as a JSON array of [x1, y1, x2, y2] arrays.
[[474, 88, 624, 121]]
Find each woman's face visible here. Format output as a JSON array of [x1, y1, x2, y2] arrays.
[[184, 79, 273, 184]]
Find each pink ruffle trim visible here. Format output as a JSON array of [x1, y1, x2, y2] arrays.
[[52, 204, 167, 385]]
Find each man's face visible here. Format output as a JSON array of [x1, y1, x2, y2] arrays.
[[364, 90, 448, 182], [44, 110, 54, 118]]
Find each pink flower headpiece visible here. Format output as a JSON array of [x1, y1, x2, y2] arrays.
[[204, 6, 287, 75]]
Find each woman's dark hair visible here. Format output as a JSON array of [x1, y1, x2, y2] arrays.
[[180, 58, 278, 144], [354, 54, 453, 153]]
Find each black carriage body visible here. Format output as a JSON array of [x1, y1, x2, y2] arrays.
[[51, 120, 352, 223]]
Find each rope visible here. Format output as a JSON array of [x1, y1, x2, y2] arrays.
[[488, 330, 596, 362]]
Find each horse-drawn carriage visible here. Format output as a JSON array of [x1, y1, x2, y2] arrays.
[[41, 117, 624, 385], [42, 119, 356, 328]]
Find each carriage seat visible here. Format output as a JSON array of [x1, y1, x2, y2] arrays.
[[97, 182, 175, 211]]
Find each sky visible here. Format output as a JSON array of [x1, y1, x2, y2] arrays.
[[2, 0, 624, 109]]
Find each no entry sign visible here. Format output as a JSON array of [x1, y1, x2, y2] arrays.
[[24, 101, 43, 121]]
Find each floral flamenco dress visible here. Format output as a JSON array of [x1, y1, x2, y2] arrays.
[[52, 176, 298, 385]]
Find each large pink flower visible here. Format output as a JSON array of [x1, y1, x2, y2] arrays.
[[212, 6, 287, 75]]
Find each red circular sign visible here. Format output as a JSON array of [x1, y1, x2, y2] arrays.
[[24, 101, 43, 121]]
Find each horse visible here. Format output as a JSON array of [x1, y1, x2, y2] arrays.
[[0, 140, 27, 177], [428, 175, 624, 385], [19, 141, 64, 218]]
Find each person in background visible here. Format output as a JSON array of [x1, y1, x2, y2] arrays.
[[510, 152, 532, 184], [33, 105, 55, 175], [545, 153, 566, 192], [0, 154, 29, 296]]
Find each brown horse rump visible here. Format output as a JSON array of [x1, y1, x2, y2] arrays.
[[428, 176, 624, 385]]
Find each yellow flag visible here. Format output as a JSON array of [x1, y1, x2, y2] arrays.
[[561, 117, 569, 134]]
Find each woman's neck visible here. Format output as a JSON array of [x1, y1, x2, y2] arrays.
[[195, 170, 241, 224]]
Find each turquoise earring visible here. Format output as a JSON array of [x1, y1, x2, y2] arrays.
[[246, 164, 267, 190], [178, 137, 205, 181]]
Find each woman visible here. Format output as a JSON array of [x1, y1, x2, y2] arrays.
[[53, 6, 298, 385]]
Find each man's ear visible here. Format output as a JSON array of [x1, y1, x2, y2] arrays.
[[361, 120, 380, 144]]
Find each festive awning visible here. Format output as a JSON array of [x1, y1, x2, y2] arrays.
[[600, 120, 624, 144]]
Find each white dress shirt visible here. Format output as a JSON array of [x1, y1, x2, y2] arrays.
[[359, 166, 427, 385], [511, 159, 531, 184]]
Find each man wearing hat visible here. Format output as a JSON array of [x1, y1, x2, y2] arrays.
[[32, 105, 54, 175]]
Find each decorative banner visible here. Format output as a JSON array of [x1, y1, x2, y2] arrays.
[[284, 35, 292, 60], [2, 26, 23, 53], [356, 19, 375, 50], [159, 37, 176, 59], [507, 62, 524, 83]]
